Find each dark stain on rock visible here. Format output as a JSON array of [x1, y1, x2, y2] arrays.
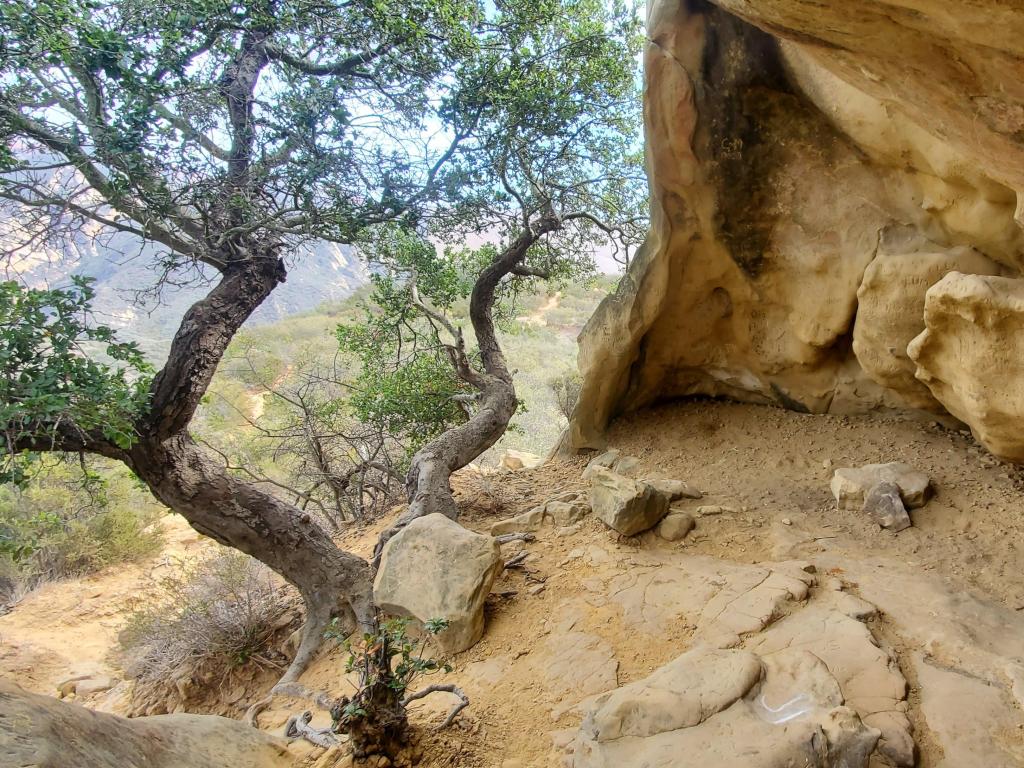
[[694, 5, 792, 278]]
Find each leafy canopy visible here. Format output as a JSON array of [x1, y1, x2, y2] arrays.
[[0, 0, 485, 267], [342, 0, 644, 431], [0, 277, 152, 482]]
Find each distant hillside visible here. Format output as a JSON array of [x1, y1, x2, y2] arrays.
[[6, 229, 366, 363], [200, 276, 617, 466]]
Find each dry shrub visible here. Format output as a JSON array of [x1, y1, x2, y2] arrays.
[[120, 552, 297, 693]]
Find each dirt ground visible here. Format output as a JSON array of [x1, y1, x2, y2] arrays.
[[3, 399, 1024, 766]]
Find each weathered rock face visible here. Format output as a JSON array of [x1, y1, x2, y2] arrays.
[[908, 272, 1024, 462], [0, 679, 289, 768], [374, 514, 503, 654], [567, 0, 1024, 463], [572, 645, 881, 768]]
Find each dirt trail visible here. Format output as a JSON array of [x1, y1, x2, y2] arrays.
[[0, 514, 212, 697], [517, 291, 561, 327], [246, 363, 296, 420]]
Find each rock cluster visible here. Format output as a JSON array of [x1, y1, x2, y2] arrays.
[[830, 462, 932, 532], [489, 492, 591, 536], [831, 463, 930, 508], [569, 568, 912, 768]]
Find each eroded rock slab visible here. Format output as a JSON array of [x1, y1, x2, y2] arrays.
[[0, 679, 289, 768], [916, 654, 1024, 767], [585, 647, 761, 741], [490, 494, 590, 536], [606, 554, 813, 643], [746, 586, 913, 766], [571, 644, 879, 768], [374, 513, 502, 653]]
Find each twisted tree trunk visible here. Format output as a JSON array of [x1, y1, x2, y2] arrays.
[[129, 434, 374, 682], [133, 255, 375, 682], [374, 224, 556, 562]]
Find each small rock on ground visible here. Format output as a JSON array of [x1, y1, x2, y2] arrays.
[[656, 512, 695, 541], [862, 481, 912, 532]]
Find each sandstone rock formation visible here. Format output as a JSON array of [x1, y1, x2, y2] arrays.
[[373, 514, 502, 654], [908, 272, 1024, 462], [565, 0, 1024, 464], [571, 644, 882, 768], [0, 679, 289, 768], [500, 449, 543, 471], [582, 449, 641, 480], [490, 493, 591, 535], [564, 552, 913, 767]]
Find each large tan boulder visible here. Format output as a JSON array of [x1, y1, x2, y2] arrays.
[[852, 236, 1003, 409], [374, 513, 502, 654], [588, 467, 670, 536], [0, 678, 288, 768], [908, 272, 1024, 462], [499, 449, 542, 471]]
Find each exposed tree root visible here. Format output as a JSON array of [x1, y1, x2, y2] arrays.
[[401, 684, 470, 730], [285, 710, 340, 748], [244, 682, 335, 729]]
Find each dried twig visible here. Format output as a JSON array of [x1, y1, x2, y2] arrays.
[[503, 550, 530, 569], [401, 683, 470, 730]]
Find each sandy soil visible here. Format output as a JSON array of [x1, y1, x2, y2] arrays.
[[3, 399, 1024, 767], [0, 514, 214, 698]]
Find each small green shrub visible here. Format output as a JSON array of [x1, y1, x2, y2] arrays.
[[549, 370, 583, 421], [327, 617, 453, 756]]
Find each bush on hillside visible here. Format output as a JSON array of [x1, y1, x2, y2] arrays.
[[549, 370, 583, 422], [119, 552, 294, 686], [0, 464, 163, 604]]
